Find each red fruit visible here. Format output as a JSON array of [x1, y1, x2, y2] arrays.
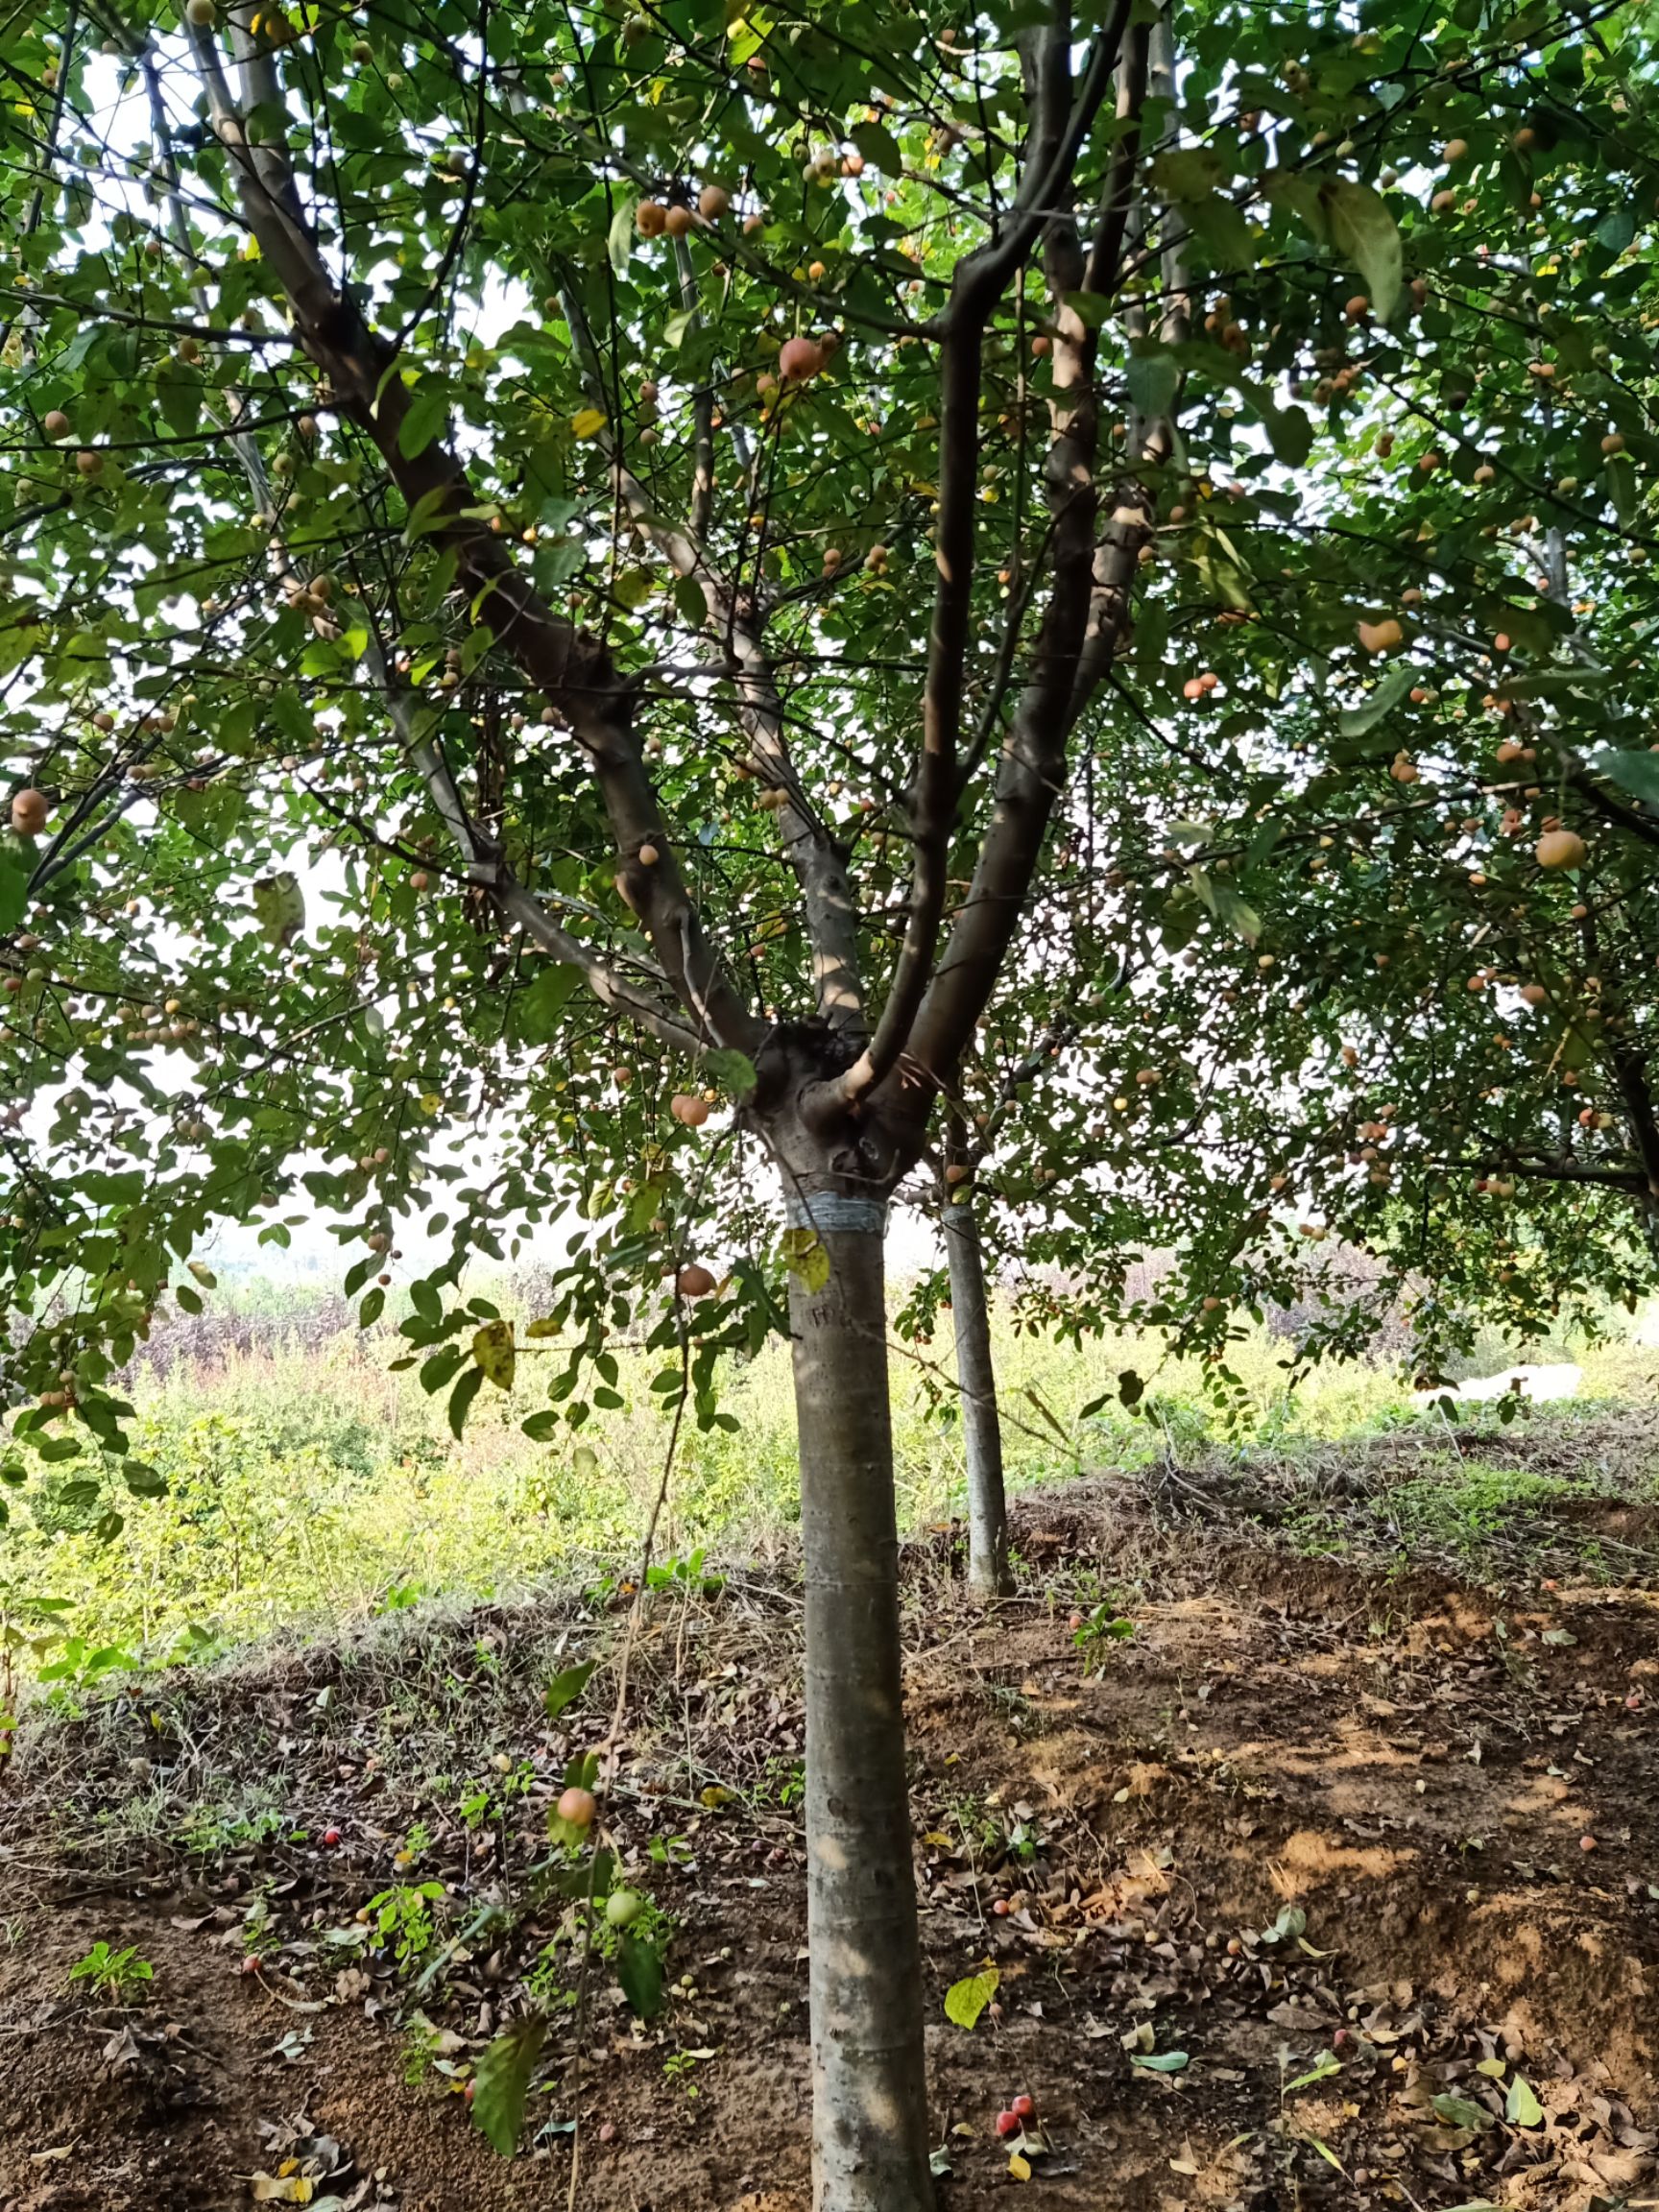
[[992, 1897, 1010, 1916], [779, 336, 825, 381], [11, 788, 50, 836], [995, 2108, 1021, 2139], [1068, 1610, 1085, 1631], [323, 1826, 341, 1846], [558, 1785, 598, 1828], [1011, 2093, 1036, 2121], [240, 1955, 261, 1976], [1580, 1833, 1598, 1851], [464, 2080, 476, 2102]]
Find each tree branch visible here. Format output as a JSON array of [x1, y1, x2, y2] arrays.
[[185, 8, 758, 1054], [838, 1, 1128, 1112], [560, 274, 866, 1037]]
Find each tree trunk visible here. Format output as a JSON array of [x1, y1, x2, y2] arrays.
[[787, 1191, 934, 2212], [943, 1201, 1014, 1599]]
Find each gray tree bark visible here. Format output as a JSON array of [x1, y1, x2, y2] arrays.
[[943, 1201, 1014, 1599], [787, 1195, 933, 2212]]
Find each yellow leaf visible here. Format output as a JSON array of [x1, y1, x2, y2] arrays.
[[923, 1830, 954, 1848], [472, 1318, 516, 1389], [571, 408, 608, 440], [1007, 2152, 1031, 2181]]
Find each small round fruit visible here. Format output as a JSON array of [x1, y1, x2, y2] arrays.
[[698, 184, 731, 220], [606, 1887, 645, 1929], [409, 869, 430, 892], [42, 409, 70, 440], [558, 1785, 598, 1828], [1535, 828, 1585, 870], [779, 335, 825, 381], [1011, 2093, 1036, 2121], [637, 842, 660, 866], [11, 789, 49, 836], [995, 2109, 1021, 2139], [676, 1262, 716, 1298], [322, 1825, 341, 1846], [637, 201, 667, 237], [664, 204, 693, 237], [186, 0, 217, 24], [670, 1094, 709, 1128], [75, 448, 103, 478]]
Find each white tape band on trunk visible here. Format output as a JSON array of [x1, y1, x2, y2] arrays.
[[783, 1192, 887, 1236]]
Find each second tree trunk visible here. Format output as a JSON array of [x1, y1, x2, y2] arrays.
[[944, 1199, 1013, 1599]]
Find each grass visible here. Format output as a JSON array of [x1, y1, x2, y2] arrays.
[[3, 1272, 1654, 1697]]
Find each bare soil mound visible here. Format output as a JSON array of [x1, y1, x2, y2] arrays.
[[3, 1422, 1656, 2211]]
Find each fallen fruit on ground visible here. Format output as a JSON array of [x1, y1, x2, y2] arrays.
[[557, 1786, 597, 1828]]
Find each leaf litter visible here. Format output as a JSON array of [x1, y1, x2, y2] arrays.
[[0, 1420, 1656, 2208]]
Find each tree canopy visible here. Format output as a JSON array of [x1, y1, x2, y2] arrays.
[[5, 0, 1659, 2193]]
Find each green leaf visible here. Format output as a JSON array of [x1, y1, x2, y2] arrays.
[[852, 120, 903, 175], [448, 1363, 485, 1438], [1320, 179, 1401, 321], [543, 1659, 596, 1719], [1185, 191, 1255, 274], [674, 574, 709, 626], [1130, 2050, 1190, 2073], [0, 852, 28, 932], [397, 380, 450, 461], [1284, 2051, 1342, 2091], [155, 361, 204, 438], [943, 1966, 999, 2030], [420, 1345, 466, 1395], [469, 2013, 547, 2155], [252, 872, 305, 949], [1337, 665, 1416, 741], [1587, 745, 1659, 811], [1126, 349, 1180, 421], [702, 1047, 757, 1097], [615, 1934, 664, 2018], [1188, 869, 1262, 947], [472, 1318, 517, 1388], [607, 195, 637, 276], [1504, 2074, 1544, 2128], [1432, 2093, 1495, 2131]]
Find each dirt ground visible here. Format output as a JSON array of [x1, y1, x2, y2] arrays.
[[3, 1413, 1658, 2212]]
